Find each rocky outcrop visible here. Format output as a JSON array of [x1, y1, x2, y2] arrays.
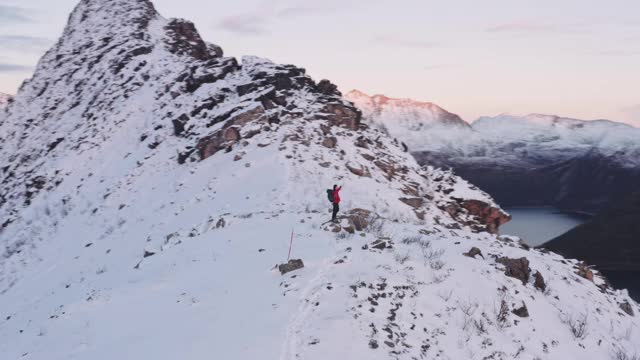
[[346, 162, 371, 177], [620, 301, 635, 316], [460, 199, 511, 234], [512, 302, 529, 317], [278, 259, 304, 275], [464, 247, 483, 259], [497, 257, 530, 285], [534, 271, 546, 292], [575, 262, 594, 281], [164, 19, 213, 60], [324, 103, 361, 131]]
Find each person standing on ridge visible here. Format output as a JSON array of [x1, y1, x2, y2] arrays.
[[331, 184, 342, 222]]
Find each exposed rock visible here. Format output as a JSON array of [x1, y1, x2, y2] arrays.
[[464, 247, 484, 259], [512, 302, 529, 317], [197, 126, 241, 160], [361, 153, 375, 161], [164, 19, 212, 61], [374, 159, 399, 180], [370, 239, 391, 250], [497, 257, 530, 285], [576, 262, 594, 281], [620, 301, 635, 316], [322, 136, 337, 148], [399, 197, 424, 209], [278, 259, 304, 275], [324, 103, 361, 131], [228, 106, 266, 127], [316, 79, 340, 96], [460, 199, 511, 234], [346, 162, 371, 177], [216, 218, 226, 228], [534, 271, 546, 292], [355, 136, 372, 149], [172, 114, 188, 136], [143, 250, 155, 258], [345, 208, 371, 231]]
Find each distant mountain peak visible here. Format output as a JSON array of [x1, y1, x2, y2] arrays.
[[346, 90, 470, 151]]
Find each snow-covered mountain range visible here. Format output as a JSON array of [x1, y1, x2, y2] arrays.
[[350, 91, 640, 213], [346, 90, 470, 151], [0, 1, 638, 359]]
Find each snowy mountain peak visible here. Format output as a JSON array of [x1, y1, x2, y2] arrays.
[[346, 90, 471, 151]]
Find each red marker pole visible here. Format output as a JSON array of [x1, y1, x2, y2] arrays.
[[287, 229, 294, 261]]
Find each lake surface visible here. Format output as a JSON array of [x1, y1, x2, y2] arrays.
[[500, 207, 591, 247]]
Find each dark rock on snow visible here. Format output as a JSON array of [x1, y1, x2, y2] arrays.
[[279, 259, 304, 275]]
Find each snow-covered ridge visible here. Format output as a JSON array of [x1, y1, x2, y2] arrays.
[[0, 1, 638, 359]]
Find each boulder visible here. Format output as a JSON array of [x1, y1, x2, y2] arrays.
[[620, 301, 635, 316], [322, 136, 337, 148], [512, 302, 529, 317], [278, 259, 304, 275], [371, 239, 388, 250], [534, 271, 546, 292], [346, 162, 371, 177], [345, 208, 371, 231], [464, 247, 484, 259], [497, 257, 530, 285], [576, 262, 594, 281]]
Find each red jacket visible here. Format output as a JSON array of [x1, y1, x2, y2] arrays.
[[333, 186, 342, 204]]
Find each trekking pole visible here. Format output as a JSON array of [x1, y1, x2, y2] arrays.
[[287, 229, 294, 261]]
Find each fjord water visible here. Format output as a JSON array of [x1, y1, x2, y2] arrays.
[[500, 207, 591, 247]]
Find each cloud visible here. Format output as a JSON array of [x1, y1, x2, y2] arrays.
[[0, 5, 33, 24], [0, 35, 52, 52], [0, 63, 34, 73], [216, 13, 269, 35], [423, 64, 459, 71], [595, 49, 640, 56], [376, 35, 438, 49], [276, 6, 336, 18], [485, 21, 560, 33], [485, 19, 591, 35]]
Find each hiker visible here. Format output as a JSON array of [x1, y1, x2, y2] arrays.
[[331, 184, 342, 222]]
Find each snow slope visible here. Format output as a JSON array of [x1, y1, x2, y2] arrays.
[[0, 1, 638, 359]]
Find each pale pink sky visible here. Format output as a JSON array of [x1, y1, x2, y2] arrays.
[[1, 0, 639, 126]]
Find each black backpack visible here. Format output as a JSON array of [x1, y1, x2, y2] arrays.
[[326, 189, 334, 203]]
